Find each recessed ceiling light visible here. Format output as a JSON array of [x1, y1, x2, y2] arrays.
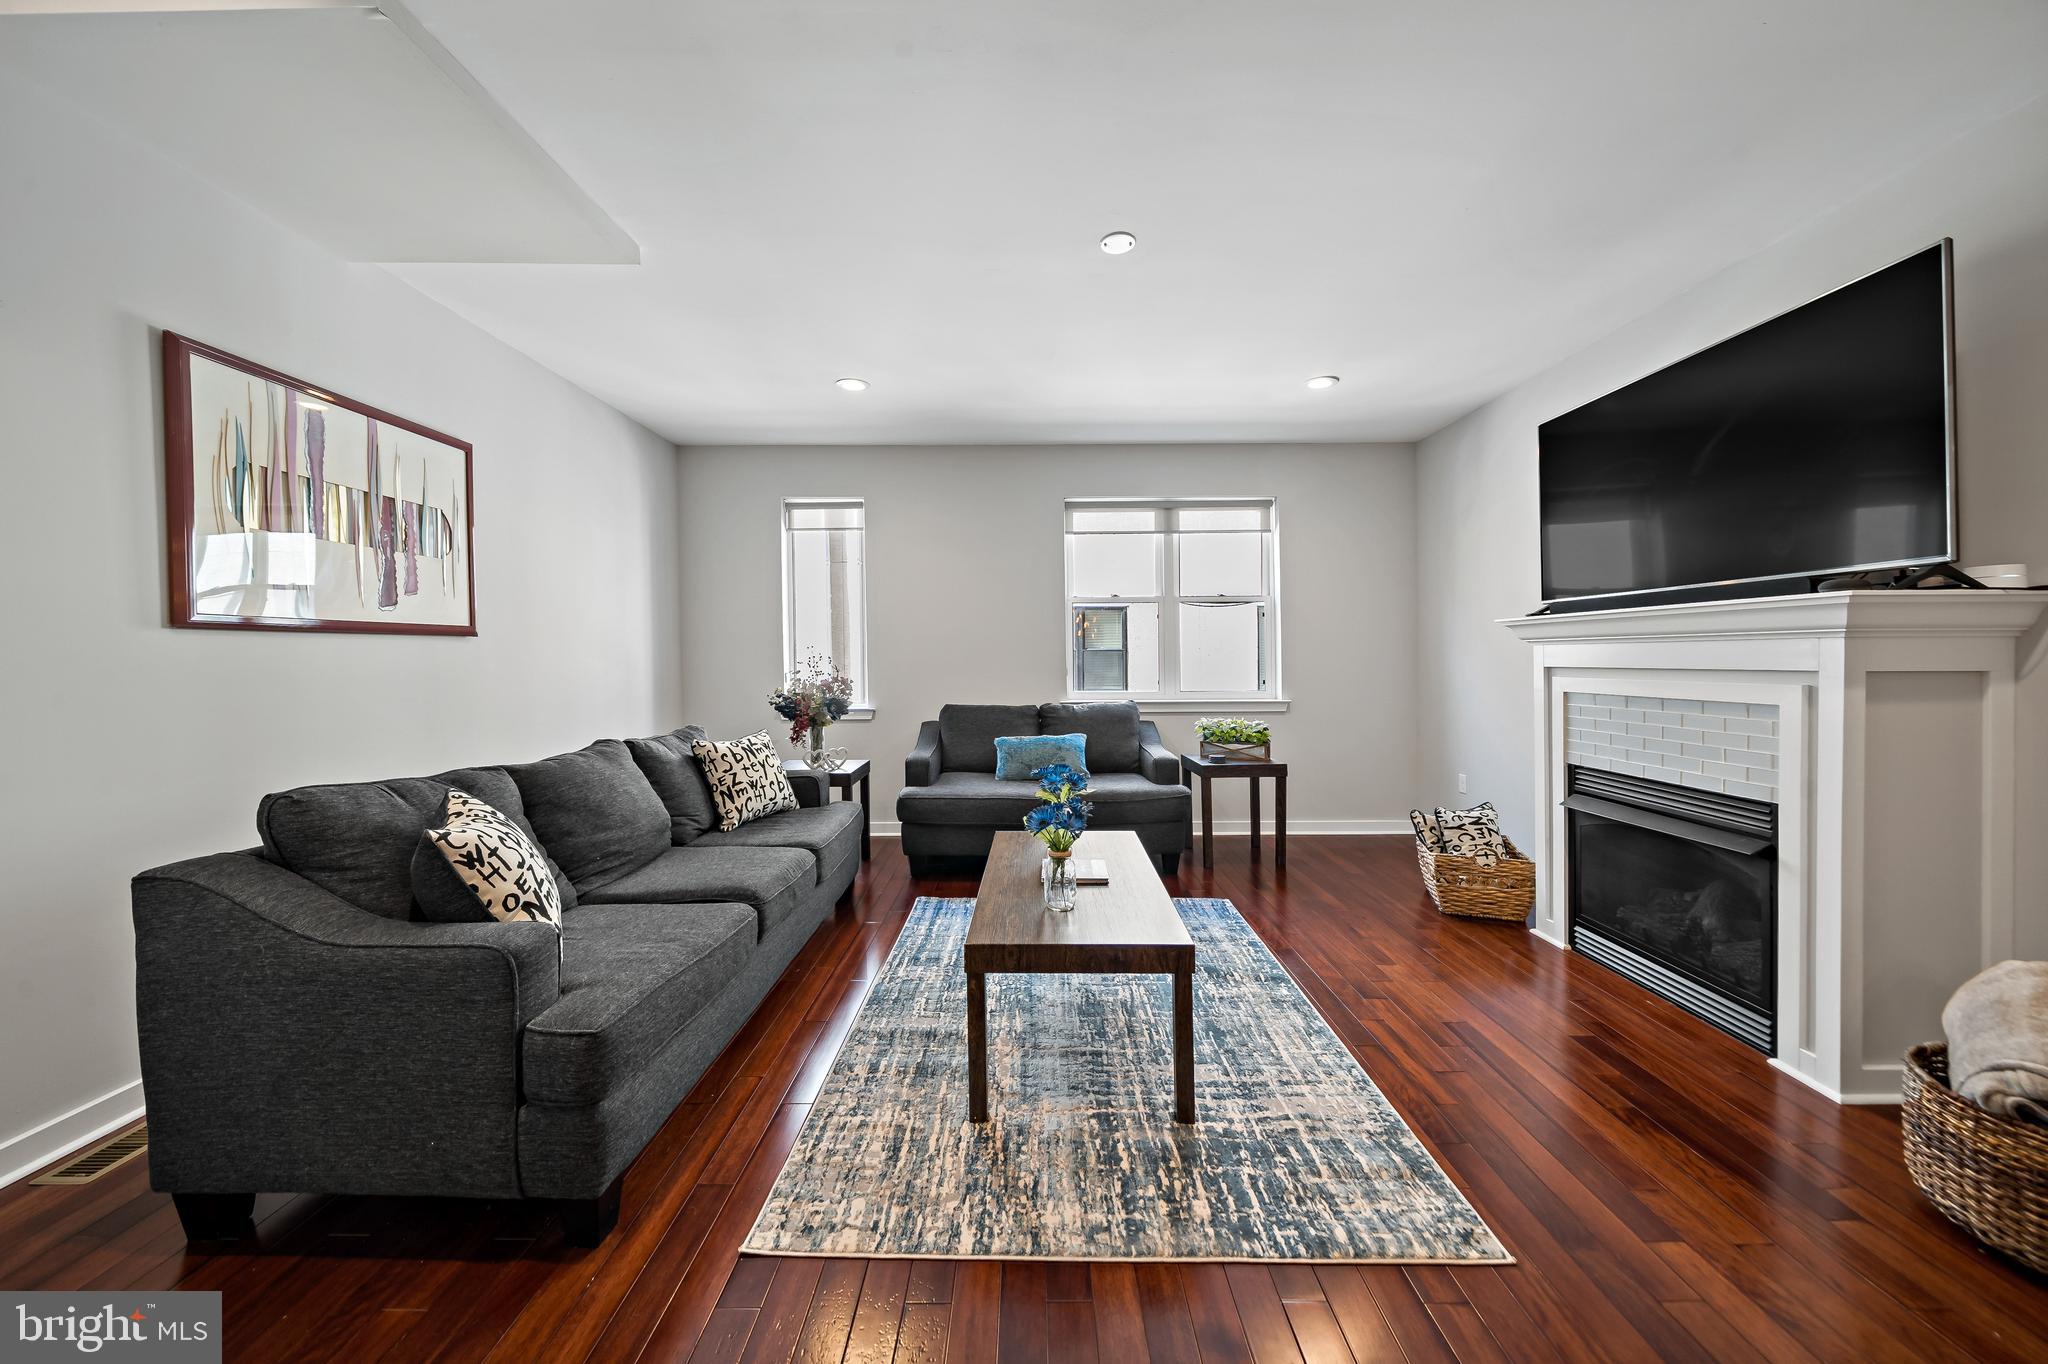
[[834, 377, 869, 392], [1306, 375, 1341, 390], [1099, 231, 1137, 255]]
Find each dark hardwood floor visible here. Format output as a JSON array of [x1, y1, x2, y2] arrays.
[[6, 837, 2045, 1361]]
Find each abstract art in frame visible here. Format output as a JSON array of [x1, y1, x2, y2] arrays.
[[162, 332, 475, 635]]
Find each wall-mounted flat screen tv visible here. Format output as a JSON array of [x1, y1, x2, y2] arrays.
[[1538, 241, 1954, 607]]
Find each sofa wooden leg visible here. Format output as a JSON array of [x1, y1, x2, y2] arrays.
[[907, 855, 932, 880], [1159, 851, 1181, 877], [557, 1175, 623, 1247], [172, 1192, 255, 1242]]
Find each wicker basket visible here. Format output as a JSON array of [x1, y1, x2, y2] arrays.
[[1414, 833, 1535, 922], [1902, 1042, 2048, 1273]]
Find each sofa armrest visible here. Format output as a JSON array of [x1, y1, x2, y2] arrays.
[[132, 851, 560, 1200], [905, 719, 944, 787], [786, 766, 830, 808], [1138, 721, 1182, 785]]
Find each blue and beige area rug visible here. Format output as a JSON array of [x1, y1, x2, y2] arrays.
[[743, 897, 1510, 1263]]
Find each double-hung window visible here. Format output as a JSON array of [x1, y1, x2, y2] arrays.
[[781, 498, 869, 709], [1064, 499, 1280, 703]]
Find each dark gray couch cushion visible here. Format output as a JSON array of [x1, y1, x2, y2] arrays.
[[257, 766, 575, 920], [894, 771, 1038, 827], [1038, 701, 1144, 773], [515, 894, 827, 1198], [937, 703, 1041, 773], [896, 770, 1190, 827], [626, 727, 718, 844], [520, 901, 756, 1107], [576, 845, 814, 939], [694, 802, 861, 890], [505, 740, 671, 893]]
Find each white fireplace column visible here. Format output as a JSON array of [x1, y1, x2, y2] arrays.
[[1504, 591, 2047, 1104]]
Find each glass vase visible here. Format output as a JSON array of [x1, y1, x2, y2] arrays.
[[1042, 852, 1078, 911], [806, 725, 829, 769]]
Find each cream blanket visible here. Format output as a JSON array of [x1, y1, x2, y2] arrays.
[[1942, 959, 2048, 1125]]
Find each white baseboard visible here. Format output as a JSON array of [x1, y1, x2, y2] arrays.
[[869, 820, 1410, 838], [1199, 819, 1412, 836], [0, 1081, 146, 1190], [1769, 1058, 1899, 1106]]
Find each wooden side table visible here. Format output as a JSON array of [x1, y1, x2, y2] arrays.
[[783, 758, 871, 860], [1179, 753, 1288, 870]]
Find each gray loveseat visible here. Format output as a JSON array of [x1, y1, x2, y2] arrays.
[[132, 728, 857, 1248], [896, 701, 1192, 875]]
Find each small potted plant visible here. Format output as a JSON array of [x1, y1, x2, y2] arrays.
[[767, 652, 854, 768], [1024, 763, 1092, 910], [1196, 716, 1272, 762]]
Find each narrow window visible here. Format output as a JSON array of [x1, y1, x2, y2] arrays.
[[782, 498, 868, 706]]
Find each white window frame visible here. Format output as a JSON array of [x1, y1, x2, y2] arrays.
[[780, 497, 873, 716], [1062, 497, 1284, 708]]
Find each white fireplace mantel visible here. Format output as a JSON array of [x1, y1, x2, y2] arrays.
[[1503, 589, 2048, 1103]]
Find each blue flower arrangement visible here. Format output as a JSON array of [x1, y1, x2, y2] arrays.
[[1024, 763, 1093, 854]]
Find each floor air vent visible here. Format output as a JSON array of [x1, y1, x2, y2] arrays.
[[30, 1123, 147, 1185]]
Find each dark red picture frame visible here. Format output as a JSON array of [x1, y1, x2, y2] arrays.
[[162, 330, 477, 635]]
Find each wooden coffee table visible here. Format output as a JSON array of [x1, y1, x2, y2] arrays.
[[965, 830, 1197, 1123]]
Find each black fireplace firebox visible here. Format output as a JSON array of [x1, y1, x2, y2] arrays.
[[1565, 766, 1777, 1052]]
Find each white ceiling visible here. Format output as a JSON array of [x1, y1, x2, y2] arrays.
[[16, 3, 2048, 444], [0, 4, 636, 264]]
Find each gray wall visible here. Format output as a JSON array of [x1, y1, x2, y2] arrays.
[[676, 443, 1417, 835], [1416, 94, 2048, 956], [0, 78, 683, 1174]]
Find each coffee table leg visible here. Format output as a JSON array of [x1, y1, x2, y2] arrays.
[[1200, 776, 1214, 870], [1174, 967, 1195, 1123], [967, 969, 989, 1123]]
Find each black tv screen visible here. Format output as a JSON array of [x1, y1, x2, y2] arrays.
[[1539, 242, 1954, 605]]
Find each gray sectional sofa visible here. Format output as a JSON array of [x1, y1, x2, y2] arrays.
[[132, 727, 858, 1247], [896, 701, 1192, 875]]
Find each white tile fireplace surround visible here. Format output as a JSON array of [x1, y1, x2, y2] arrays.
[[1564, 693, 1779, 799], [1505, 591, 2048, 1104]]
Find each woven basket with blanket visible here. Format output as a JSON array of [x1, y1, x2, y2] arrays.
[[1408, 801, 1535, 923], [1902, 960, 2048, 1272]]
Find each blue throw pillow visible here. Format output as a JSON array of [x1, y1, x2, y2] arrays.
[[994, 733, 1088, 782]]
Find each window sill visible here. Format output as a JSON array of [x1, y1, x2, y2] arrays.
[[1065, 698, 1291, 715], [838, 706, 876, 721]]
